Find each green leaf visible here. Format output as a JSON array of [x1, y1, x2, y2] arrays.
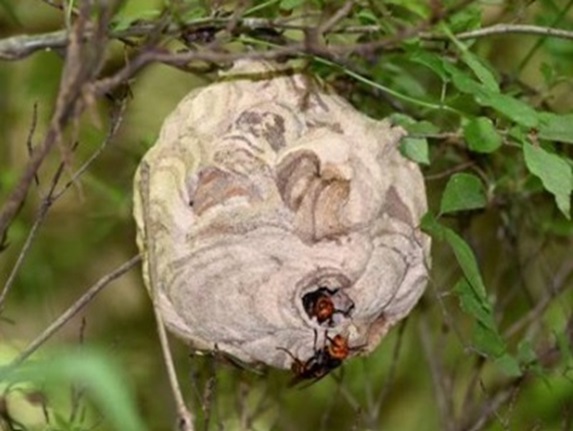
[[112, 9, 162, 32], [455, 279, 507, 359], [280, 0, 303, 10], [540, 62, 555, 87], [421, 213, 487, 297], [356, 9, 379, 25], [447, 5, 482, 32], [508, 125, 528, 144], [440, 173, 486, 214], [390, 69, 428, 98], [454, 279, 495, 330], [389, 114, 440, 136], [523, 143, 572, 219], [538, 112, 573, 144], [408, 50, 448, 81], [406, 120, 441, 136], [476, 92, 539, 129], [517, 340, 537, 365], [400, 137, 430, 165], [494, 353, 523, 377], [443, 62, 484, 94], [462, 54, 498, 93], [464, 117, 502, 153], [319, 58, 455, 112], [384, 0, 429, 18], [442, 25, 499, 93], [391, 115, 434, 165], [473, 323, 506, 357], [2, 350, 147, 431], [443, 63, 539, 128]]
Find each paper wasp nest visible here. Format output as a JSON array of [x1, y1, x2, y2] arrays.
[[133, 60, 430, 369]]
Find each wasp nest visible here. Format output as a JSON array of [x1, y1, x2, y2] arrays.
[[133, 60, 431, 370]]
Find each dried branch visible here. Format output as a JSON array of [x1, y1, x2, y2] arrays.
[[462, 379, 523, 431], [458, 316, 573, 431], [10, 254, 142, 367], [419, 315, 456, 431], [448, 23, 573, 41], [0, 99, 127, 308], [3, 15, 573, 62], [139, 163, 194, 431], [0, 30, 69, 60], [373, 320, 407, 413], [505, 257, 573, 339], [0, 1, 112, 244], [317, 0, 357, 35]]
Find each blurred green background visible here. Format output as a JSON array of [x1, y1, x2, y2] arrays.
[[1, 1, 572, 430]]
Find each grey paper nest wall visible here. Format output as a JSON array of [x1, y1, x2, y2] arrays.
[[133, 60, 431, 369]]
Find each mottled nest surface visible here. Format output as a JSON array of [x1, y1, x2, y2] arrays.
[[133, 60, 431, 369]]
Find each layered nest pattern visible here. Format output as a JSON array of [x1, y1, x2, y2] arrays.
[[133, 60, 431, 369]]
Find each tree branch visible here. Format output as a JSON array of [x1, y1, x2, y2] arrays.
[[0, 99, 126, 308], [0, 1, 110, 242], [425, 23, 573, 41], [3, 18, 573, 62], [10, 254, 142, 367]]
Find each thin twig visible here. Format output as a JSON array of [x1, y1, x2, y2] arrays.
[[458, 357, 486, 429], [0, 202, 50, 308], [372, 319, 407, 421], [10, 254, 142, 367], [419, 315, 456, 431], [317, 0, 356, 35], [139, 163, 194, 431], [462, 379, 523, 431], [504, 259, 573, 339], [69, 317, 88, 424], [25, 103, 40, 187], [441, 23, 573, 42], [0, 100, 126, 308], [52, 98, 127, 200], [0, 140, 73, 308], [3, 16, 573, 62], [0, 1, 111, 243], [424, 161, 476, 181]]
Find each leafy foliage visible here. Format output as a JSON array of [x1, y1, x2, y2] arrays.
[[1, 350, 146, 431], [1, 0, 573, 430]]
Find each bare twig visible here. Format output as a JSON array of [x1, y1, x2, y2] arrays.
[[0, 100, 126, 308], [0, 1, 111, 244], [3, 15, 573, 62], [461, 379, 523, 431], [0, 146, 72, 308], [10, 254, 142, 367], [419, 315, 456, 431], [25, 103, 40, 187], [69, 317, 88, 424], [372, 320, 407, 420], [458, 357, 486, 429], [518, 0, 573, 73], [505, 259, 573, 339], [139, 163, 194, 431], [40, 0, 66, 11], [425, 161, 476, 181], [153, 292, 194, 431], [0, 30, 70, 60], [458, 316, 573, 431], [317, 0, 356, 35], [435, 23, 573, 42], [201, 367, 216, 431], [52, 98, 127, 201]]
